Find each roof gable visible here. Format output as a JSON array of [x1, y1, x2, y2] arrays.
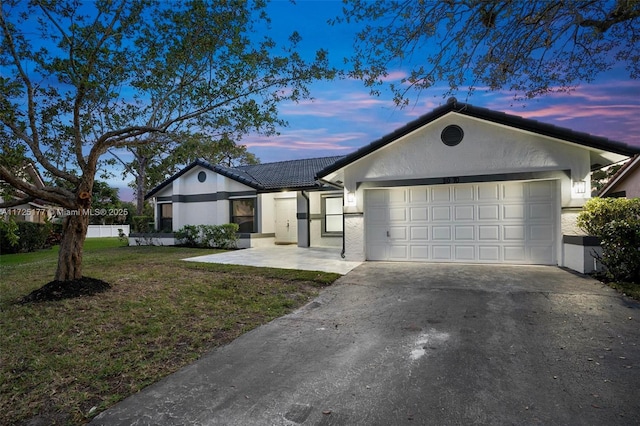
[[317, 100, 640, 179], [146, 156, 345, 199]]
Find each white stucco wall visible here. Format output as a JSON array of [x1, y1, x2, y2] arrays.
[[342, 113, 590, 212], [336, 113, 597, 263]]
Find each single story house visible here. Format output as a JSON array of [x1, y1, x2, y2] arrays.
[[598, 154, 640, 198], [146, 100, 639, 272], [0, 162, 58, 224]]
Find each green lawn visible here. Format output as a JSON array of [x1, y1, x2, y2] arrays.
[[0, 238, 340, 425]]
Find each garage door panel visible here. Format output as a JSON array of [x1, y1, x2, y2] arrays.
[[410, 207, 428, 221], [455, 246, 475, 260], [479, 246, 500, 261], [365, 181, 556, 264], [454, 185, 474, 201], [503, 182, 525, 200], [479, 205, 499, 220], [479, 225, 500, 241], [432, 226, 451, 240], [389, 227, 406, 240], [409, 188, 428, 202], [503, 204, 525, 220], [528, 180, 554, 199], [410, 226, 429, 240], [432, 206, 451, 221], [388, 245, 408, 260], [410, 245, 429, 260], [432, 245, 452, 260], [478, 184, 499, 200], [454, 226, 474, 240], [504, 225, 525, 240], [389, 207, 407, 222], [368, 206, 388, 223], [504, 246, 526, 261], [529, 203, 553, 220], [454, 205, 474, 220], [432, 186, 451, 202]]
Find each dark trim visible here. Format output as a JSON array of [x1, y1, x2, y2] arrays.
[[218, 191, 257, 200], [161, 191, 258, 203], [238, 232, 275, 239], [156, 196, 172, 202], [172, 194, 218, 203], [317, 101, 640, 179], [296, 212, 308, 220], [344, 212, 364, 216], [357, 170, 569, 189], [563, 235, 601, 246]]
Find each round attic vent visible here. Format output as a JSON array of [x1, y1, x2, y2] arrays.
[[441, 125, 464, 146], [197, 171, 207, 182]]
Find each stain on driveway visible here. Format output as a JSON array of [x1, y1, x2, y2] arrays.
[[92, 263, 640, 425]]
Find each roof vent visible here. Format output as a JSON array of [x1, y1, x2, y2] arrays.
[[447, 97, 458, 105], [441, 125, 464, 146]]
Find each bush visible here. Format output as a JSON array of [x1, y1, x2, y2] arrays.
[[578, 197, 640, 284], [175, 224, 239, 249], [0, 220, 52, 254], [175, 225, 200, 247], [132, 216, 153, 233]]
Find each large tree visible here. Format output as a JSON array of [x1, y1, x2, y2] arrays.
[[0, 0, 333, 282], [336, 0, 640, 103], [110, 132, 259, 216]]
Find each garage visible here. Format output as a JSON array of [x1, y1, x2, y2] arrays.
[[365, 180, 557, 264]]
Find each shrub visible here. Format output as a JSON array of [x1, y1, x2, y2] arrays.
[[175, 225, 200, 247], [175, 224, 239, 249], [132, 216, 153, 233], [578, 197, 640, 284], [0, 221, 52, 254]]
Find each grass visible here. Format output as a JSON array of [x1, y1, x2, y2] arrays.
[[0, 238, 341, 425], [607, 281, 640, 301]]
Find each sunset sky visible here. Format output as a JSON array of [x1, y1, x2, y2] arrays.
[[115, 0, 640, 199]]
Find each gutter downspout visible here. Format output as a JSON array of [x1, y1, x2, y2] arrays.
[[301, 190, 311, 248], [341, 209, 346, 259]]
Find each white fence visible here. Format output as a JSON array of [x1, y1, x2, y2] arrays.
[[86, 225, 130, 238]]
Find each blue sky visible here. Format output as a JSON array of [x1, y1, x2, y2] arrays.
[[116, 0, 640, 200]]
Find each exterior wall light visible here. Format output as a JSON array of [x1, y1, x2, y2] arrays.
[[573, 180, 586, 194], [346, 191, 356, 206]]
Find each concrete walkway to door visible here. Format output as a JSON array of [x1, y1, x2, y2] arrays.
[[183, 245, 362, 275]]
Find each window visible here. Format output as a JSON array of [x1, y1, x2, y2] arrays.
[[158, 203, 173, 232], [323, 195, 343, 234], [231, 198, 256, 233]]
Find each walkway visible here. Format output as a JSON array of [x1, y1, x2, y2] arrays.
[[183, 245, 362, 275]]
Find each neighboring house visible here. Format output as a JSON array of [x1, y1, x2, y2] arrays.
[[0, 163, 57, 224], [598, 154, 640, 198], [147, 100, 638, 270]]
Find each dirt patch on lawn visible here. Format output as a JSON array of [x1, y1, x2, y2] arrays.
[[19, 277, 111, 304]]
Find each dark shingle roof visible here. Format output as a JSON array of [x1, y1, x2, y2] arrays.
[[317, 100, 640, 178], [146, 156, 345, 199]]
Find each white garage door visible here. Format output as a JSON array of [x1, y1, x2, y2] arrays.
[[365, 181, 557, 264]]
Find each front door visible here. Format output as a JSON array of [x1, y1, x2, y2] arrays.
[[275, 198, 297, 244]]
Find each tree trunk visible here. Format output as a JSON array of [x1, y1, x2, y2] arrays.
[[55, 211, 90, 281]]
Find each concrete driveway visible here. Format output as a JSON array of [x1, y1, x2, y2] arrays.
[[92, 263, 640, 425]]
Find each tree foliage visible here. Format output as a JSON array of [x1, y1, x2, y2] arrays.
[[335, 0, 640, 103], [578, 197, 640, 284], [0, 0, 334, 281]]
